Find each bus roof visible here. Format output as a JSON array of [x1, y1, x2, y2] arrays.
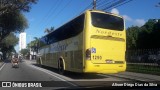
[[88, 9, 123, 18], [41, 9, 123, 38]]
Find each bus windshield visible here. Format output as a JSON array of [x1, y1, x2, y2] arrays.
[[91, 12, 124, 31]]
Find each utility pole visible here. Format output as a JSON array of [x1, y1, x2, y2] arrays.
[[93, 0, 96, 10]]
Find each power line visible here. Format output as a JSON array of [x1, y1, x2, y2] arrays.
[[79, 2, 92, 14], [101, 0, 133, 11], [61, 0, 87, 24], [102, 0, 126, 11], [40, 0, 133, 33], [105, 0, 133, 11], [48, 0, 92, 30], [35, 0, 60, 28], [44, 0, 72, 29], [96, 0, 105, 5], [40, 0, 64, 29], [62, 0, 92, 29], [97, 0, 113, 9]]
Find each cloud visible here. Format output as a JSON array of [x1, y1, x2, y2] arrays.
[[110, 8, 146, 27], [122, 15, 145, 27], [123, 15, 132, 21], [111, 8, 119, 15], [134, 19, 145, 27]]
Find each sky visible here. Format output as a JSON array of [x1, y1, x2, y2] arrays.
[[15, 0, 160, 52]]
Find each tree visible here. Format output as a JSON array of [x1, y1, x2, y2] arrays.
[[20, 49, 29, 56], [137, 19, 159, 49], [50, 26, 54, 31], [0, 0, 38, 42], [126, 19, 160, 49], [0, 11, 28, 41], [44, 28, 51, 34], [0, 0, 38, 59], [1, 33, 19, 47], [0, 32, 19, 59], [0, 0, 38, 15], [44, 27, 54, 34], [27, 37, 39, 53], [126, 26, 140, 49], [33, 37, 39, 52]]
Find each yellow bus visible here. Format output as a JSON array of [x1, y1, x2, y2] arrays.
[[37, 10, 126, 74]]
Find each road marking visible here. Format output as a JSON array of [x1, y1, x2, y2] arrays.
[[0, 63, 6, 71], [29, 64, 77, 87]]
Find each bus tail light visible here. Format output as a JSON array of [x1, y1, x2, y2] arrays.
[[86, 49, 91, 60]]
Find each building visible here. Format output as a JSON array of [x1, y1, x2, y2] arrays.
[[19, 32, 26, 51]]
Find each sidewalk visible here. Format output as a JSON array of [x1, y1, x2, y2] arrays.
[[110, 71, 160, 81], [121, 71, 160, 81], [24, 59, 36, 64]]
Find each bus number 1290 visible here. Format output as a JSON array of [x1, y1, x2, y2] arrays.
[[92, 55, 102, 60]]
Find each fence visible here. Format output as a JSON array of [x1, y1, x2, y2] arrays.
[[126, 49, 160, 75], [126, 49, 160, 64]]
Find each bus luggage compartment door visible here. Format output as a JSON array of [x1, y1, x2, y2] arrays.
[[90, 36, 125, 64]]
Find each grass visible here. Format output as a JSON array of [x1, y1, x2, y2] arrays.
[[127, 64, 160, 76]]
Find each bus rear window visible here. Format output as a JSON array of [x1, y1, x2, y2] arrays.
[[91, 12, 124, 31]]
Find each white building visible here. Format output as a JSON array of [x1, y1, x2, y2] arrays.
[[19, 32, 26, 51]]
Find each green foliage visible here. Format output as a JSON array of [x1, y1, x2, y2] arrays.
[[27, 37, 39, 53], [0, 0, 38, 42], [126, 26, 140, 49], [50, 27, 54, 31], [0, 0, 35, 41], [44, 26, 55, 34], [127, 19, 160, 49], [0, 0, 38, 59], [0, 33, 18, 59], [1, 33, 19, 47], [0, 11, 28, 41], [0, 0, 38, 14], [20, 49, 29, 56], [27, 37, 39, 48]]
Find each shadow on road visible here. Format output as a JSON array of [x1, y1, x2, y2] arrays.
[[3, 59, 25, 63], [32, 64, 107, 79], [3, 59, 11, 63]]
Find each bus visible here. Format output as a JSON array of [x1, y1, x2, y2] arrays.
[[37, 10, 126, 74]]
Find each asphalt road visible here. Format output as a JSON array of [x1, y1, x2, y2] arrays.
[[1, 59, 158, 90], [0, 59, 123, 90], [0, 60, 77, 90]]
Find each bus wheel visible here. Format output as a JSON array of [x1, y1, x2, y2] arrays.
[[58, 59, 65, 74]]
